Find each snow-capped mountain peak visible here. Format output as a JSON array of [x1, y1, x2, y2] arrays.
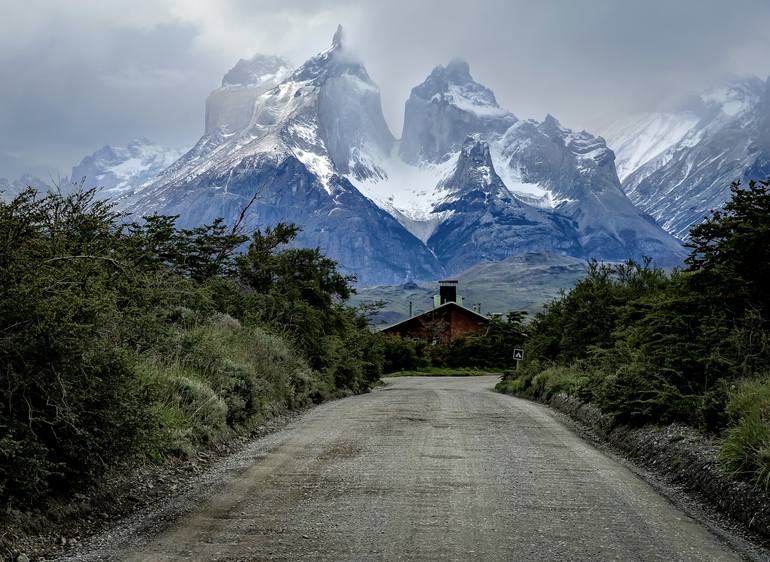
[[290, 25, 349, 82], [604, 76, 767, 184], [442, 136, 505, 194], [280, 25, 394, 179], [400, 59, 516, 164], [332, 23, 345, 49], [70, 138, 184, 196], [602, 111, 701, 182], [221, 54, 292, 88], [116, 26, 440, 285], [604, 75, 770, 240], [490, 116, 616, 205], [288, 25, 370, 88], [195, 53, 293, 165], [420, 58, 512, 119], [426, 135, 585, 272]]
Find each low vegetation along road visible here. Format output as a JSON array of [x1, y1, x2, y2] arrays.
[[70, 376, 751, 561]]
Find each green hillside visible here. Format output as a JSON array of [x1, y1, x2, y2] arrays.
[[352, 253, 588, 326]]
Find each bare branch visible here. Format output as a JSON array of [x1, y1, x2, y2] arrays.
[[230, 186, 263, 238]]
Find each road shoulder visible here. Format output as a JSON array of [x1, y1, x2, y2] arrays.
[[496, 388, 770, 560]]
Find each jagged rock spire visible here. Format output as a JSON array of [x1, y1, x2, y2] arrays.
[[332, 24, 345, 49], [442, 136, 507, 195], [400, 59, 515, 164]]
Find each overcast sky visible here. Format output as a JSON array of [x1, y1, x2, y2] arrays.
[[3, 0, 770, 179]]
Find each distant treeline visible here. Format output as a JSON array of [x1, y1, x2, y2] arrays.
[[498, 179, 770, 488], [0, 188, 383, 506]]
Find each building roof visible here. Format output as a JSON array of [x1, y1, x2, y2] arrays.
[[379, 301, 490, 333]]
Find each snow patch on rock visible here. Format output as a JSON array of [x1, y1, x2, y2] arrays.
[[603, 112, 701, 181]]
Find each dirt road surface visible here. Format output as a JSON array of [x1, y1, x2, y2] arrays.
[[65, 376, 758, 561]]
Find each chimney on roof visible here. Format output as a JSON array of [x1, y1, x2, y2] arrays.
[[438, 279, 458, 304]]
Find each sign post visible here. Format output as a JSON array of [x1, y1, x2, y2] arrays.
[[512, 348, 524, 369]]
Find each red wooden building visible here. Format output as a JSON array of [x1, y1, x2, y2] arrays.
[[380, 280, 489, 343]]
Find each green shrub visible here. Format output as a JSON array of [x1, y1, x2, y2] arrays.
[[529, 365, 589, 401], [495, 374, 532, 395], [144, 364, 229, 456], [138, 316, 330, 457], [0, 190, 155, 504], [237, 228, 383, 393], [718, 377, 770, 489], [513, 181, 770, 428]]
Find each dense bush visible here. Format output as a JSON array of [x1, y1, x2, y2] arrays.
[[0, 187, 382, 507], [237, 223, 383, 391], [445, 312, 527, 369], [381, 335, 430, 372], [498, 179, 770, 487], [139, 315, 329, 458], [0, 191, 157, 503]]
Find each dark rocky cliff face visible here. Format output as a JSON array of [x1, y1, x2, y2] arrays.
[[427, 137, 580, 273], [146, 156, 442, 284]]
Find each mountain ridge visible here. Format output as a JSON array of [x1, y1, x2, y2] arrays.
[[363, 58, 685, 267], [603, 76, 770, 239], [114, 27, 443, 285], [30, 26, 687, 284]]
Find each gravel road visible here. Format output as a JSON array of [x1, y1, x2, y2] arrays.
[[64, 376, 755, 561]]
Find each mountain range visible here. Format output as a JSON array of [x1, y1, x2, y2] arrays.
[[1, 142, 181, 202], [111, 26, 685, 284], [5, 27, 768, 287]]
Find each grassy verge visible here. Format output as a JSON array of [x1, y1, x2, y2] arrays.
[[136, 313, 333, 460], [497, 366, 770, 491], [718, 376, 770, 490], [385, 366, 503, 377]]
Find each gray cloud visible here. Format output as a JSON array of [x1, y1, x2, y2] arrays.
[[2, 0, 770, 178]]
